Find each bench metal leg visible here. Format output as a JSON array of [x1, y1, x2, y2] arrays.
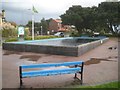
[[80, 62, 84, 85], [20, 78, 23, 87], [80, 72, 83, 85], [74, 73, 77, 78], [74, 72, 83, 85], [19, 66, 23, 87], [74, 65, 78, 79]]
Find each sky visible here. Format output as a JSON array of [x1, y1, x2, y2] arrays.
[[0, 0, 118, 25]]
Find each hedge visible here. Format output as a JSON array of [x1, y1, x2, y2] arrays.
[[4, 35, 60, 42]]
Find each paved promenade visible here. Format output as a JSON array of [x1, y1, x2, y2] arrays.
[[2, 38, 118, 88]]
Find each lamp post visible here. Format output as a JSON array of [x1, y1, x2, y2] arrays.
[[28, 5, 38, 40], [28, 8, 34, 40], [32, 11, 34, 40]]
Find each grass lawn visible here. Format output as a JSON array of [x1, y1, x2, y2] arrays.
[[79, 81, 119, 88]]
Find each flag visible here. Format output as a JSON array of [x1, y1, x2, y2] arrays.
[[32, 6, 38, 13]]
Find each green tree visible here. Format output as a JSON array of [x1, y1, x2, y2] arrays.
[[60, 2, 120, 35], [26, 21, 32, 28], [41, 18, 48, 35], [24, 27, 30, 36], [26, 18, 49, 35], [26, 21, 41, 35], [60, 6, 98, 35], [34, 22, 41, 35], [46, 18, 52, 26], [98, 2, 120, 34], [60, 5, 83, 34], [26, 21, 32, 35], [2, 23, 17, 38]]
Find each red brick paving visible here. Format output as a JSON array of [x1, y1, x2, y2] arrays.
[[2, 38, 118, 88]]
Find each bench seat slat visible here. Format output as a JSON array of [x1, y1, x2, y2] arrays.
[[21, 61, 83, 69], [22, 67, 81, 78]]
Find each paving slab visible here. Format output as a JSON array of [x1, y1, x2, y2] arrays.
[[2, 38, 118, 88]]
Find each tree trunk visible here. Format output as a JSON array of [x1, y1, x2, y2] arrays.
[[109, 23, 116, 35], [78, 29, 83, 35]]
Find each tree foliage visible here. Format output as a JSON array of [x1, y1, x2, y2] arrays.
[[26, 18, 49, 35], [2, 23, 17, 37], [98, 2, 120, 34], [60, 2, 120, 35], [41, 18, 48, 35]]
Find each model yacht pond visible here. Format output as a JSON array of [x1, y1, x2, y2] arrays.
[[3, 37, 109, 56]]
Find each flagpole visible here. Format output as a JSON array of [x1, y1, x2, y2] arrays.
[[32, 7, 34, 40]]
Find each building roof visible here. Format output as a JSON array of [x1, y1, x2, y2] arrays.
[[58, 28, 69, 32], [53, 19, 62, 23]]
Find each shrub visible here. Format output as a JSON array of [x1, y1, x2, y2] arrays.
[[2, 28, 17, 38], [25, 35, 59, 40], [70, 31, 80, 37], [5, 35, 60, 42], [2, 23, 18, 38], [5, 38, 18, 42], [24, 36, 32, 40], [24, 27, 30, 36], [35, 35, 59, 39]]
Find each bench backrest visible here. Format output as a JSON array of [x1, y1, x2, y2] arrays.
[[20, 61, 83, 69], [19, 61, 84, 86]]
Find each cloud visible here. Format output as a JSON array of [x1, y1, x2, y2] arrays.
[[1, 0, 109, 25], [1, 0, 106, 13]]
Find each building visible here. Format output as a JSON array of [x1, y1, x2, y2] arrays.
[[2, 10, 6, 22], [49, 19, 62, 33], [60, 25, 72, 32], [49, 19, 73, 34], [0, 10, 16, 30], [0, 13, 2, 29], [0, 10, 6, 30]]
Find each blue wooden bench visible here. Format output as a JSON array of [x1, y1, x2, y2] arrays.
[[19, 61, 84, 87]]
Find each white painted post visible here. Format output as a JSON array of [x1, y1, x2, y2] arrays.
[[32, 10, 34, 40]]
